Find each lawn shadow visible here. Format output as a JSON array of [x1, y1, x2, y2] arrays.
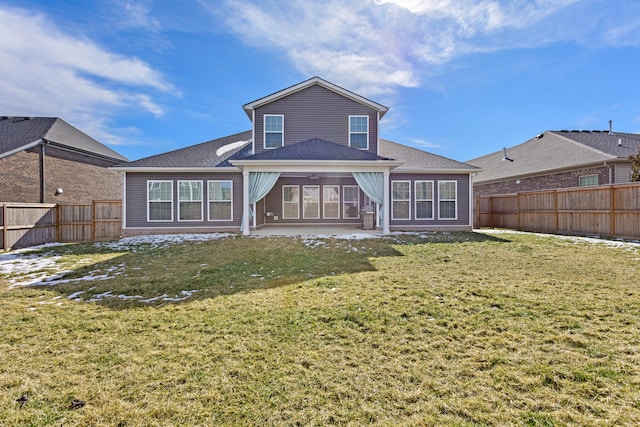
[[5, 231, 509, 309]]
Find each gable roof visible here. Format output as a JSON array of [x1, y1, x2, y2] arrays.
[[242, 77, 389, 119], [468, 130, 640, 184], [239, 138, 393, 162], [0, 116, 128, 162], [380, 138, 480, 172], [113, 130, 253, 170]]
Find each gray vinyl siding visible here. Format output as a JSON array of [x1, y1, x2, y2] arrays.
[[389, 173, 471, 228], [124, 172, 242, 229], [254, 85, 378, 154]]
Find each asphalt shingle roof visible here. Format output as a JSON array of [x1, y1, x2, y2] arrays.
[[467, 130, 640, 183], [0, 116, 128, 162], [121, 130, 253, 167], [240, 138, 393, 161], [379, 138, 479, 171]]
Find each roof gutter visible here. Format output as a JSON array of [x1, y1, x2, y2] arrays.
[[0, 139, 44, 159], [108, 166, 242, 173]]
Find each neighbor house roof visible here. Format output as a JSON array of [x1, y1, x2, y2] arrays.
[[468, 130, 640, 184], [0, 116, 128, 162], [242, 76, 389, 119]]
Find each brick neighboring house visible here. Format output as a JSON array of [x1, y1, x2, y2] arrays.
[[468, 130, 640, 197], [0, 116, 128, 204]]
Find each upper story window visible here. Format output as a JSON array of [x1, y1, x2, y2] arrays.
[[349, 115, 369, 150], [147, 180, 172, 222], [264, 114, 284, 149]]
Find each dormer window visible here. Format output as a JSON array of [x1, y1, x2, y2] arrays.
[[349, 115, 369, 150], [264, 114, 284, 149]]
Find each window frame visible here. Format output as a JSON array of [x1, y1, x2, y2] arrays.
[[282, 185, 300, 219], [147, 180, 173, 222], [415, 180, 434, 220], [391, 180, 411, 220], [438, 180, 457, 220], [322, 185, 340, 219], [208, 180, 233, 222], [303, 185, 320, 220], [177, 180, 203, 222], [578, 174, 599, 187], [349, 115, 369, 150], [264, 114, 284, 149], [343, 185, 360, 219]]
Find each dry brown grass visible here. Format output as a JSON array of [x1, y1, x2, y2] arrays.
[[1, 231, 639, 425]]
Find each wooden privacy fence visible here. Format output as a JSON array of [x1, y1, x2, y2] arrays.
[[1, 200, 122, 251], [475, 183, 640, 239]]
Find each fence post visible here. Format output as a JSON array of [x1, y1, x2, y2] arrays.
[[92, 200, 96, 242], [554, 190, 559, 234], [610, 185, 616, 237], [2, 204, 7, 251], [517, 193, 521, 231], [56, 204, 61, 243]]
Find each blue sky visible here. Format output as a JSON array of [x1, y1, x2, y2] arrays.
[[2, 0, 640, 162]]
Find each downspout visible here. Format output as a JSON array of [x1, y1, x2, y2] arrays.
[[39, 140, 48, 203]]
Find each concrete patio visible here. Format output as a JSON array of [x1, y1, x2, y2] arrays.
[[250, 225, 382, 236]]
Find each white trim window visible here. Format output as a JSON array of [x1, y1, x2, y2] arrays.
[[323, 185, 340, 219], [178, 180, 203, 221], [147, 180, 173, 222], [349, 115, 369, 150], [282, 185, 300, 219], [392, 181, 411, 220], [343, 185, 360, 219], [303, 185, 320, 219], [264, 114, 284, 149], [438, 181, 457, 220], [208, 180, 233, 221], [415, 180, 434, 220], [579, 174, 598, 187]]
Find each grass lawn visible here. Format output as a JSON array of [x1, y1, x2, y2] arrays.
[[1, 231, 639, 426]]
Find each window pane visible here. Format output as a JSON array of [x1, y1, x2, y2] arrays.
[[210, 181, 232, 201], [416, 181, 432, 200], [303, 186, 320, 219], [210, 202, 232, 220], [439, 201, 456, 219], [149, 202, 171, 221], [579, 175, 598, 186], [283, 186, 299, 203], [393, 201, 410, 219], [179, 181, 202, 201], [343, 186, 360, 219], [393, 182, 410, 199], [179, 201, 202, 220], [439, 181, 456, 199], [350, 116, 368, 132], [265, 115, 282, 131], [350, 134, 367, 149], [265, 132, 283, 148], [416, 201, 433, 219], [283, 186, 299, 219], [149, 181, 171, 201]]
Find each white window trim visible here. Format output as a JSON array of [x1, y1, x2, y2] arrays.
[[438, 180, 457, 220], [282, 185, 300, 219], [208, 180, 233, 222], [322, 185, 340, 219], [343, 185, 360, 219], [578, 174, 598, 187], [415, 180, 434, 220], [264, 114, 284, 149], [147, 180, 173, 222], [303, 185, 320, 220], [391, 180, 411, 221], [349, 115, 369, 150], [178, 180, 203, 222]]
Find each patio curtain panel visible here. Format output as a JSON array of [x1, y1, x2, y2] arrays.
[[248, 172, 280, 219], [352, 172, 384, 219]]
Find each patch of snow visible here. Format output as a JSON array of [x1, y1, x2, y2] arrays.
[[95, 233, 235, 251], [215, 139, 250, 157], [477, 229, 640, 250]]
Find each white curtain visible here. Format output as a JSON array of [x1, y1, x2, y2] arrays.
[[352, 172, 384, 220], [248, 172, 280, 219]]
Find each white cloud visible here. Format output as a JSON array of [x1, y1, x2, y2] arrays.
[[0, 6, 175, 145]]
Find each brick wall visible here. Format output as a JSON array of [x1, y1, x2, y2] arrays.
[[474, 166, 611, 197], [0, 147, 123, 203]]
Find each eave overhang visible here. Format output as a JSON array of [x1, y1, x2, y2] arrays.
[[109, 166, 241, 173]]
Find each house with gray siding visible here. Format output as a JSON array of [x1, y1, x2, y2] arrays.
[[112, 77, 479, 236], [468, 129, 640, 197]]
